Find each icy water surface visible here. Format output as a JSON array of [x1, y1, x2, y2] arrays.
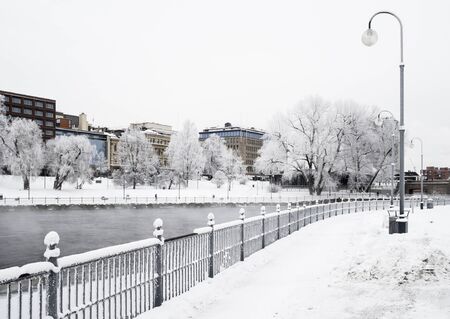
[[0, 204, 277, 269]]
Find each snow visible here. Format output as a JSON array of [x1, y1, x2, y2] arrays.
[[58, 238, 160, 268], [137, 206, 450, 319], [153, 218, 163, 228], [0, 175, 334, 205], [44, 231, 60, 246], [0, 262, 59, 283]]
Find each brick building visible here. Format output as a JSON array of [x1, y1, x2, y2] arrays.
[[422, 166, 450, 181], [0, 90, 56, 140]]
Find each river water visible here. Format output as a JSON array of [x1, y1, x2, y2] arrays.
[[0, 204, 278, 269]]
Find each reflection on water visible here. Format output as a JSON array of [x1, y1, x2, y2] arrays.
[[0, 204, 278, 269]]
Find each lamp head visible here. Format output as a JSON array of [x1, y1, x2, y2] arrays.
[[409, 140, 415, 149], [362, 28, 378, 46]]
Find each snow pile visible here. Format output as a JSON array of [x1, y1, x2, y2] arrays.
[[347, 244, 450, 285]]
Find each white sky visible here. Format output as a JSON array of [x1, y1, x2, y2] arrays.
[[1, 0, 449, 170]]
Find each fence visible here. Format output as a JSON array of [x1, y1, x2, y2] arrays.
[[0, 192, 378, 207], [0, 196, 448, 319]]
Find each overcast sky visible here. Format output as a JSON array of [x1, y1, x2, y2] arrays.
[[1, 0, 449, 170]]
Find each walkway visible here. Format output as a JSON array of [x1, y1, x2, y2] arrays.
[[138, 207, 450, 319]]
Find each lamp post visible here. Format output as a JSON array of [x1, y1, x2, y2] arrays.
[[362, 11, 405, 217], [374, 110, 396, 206], [410, 137, 424, 209]]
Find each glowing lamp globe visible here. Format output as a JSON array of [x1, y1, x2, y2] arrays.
[[362, 28, 378, 46]]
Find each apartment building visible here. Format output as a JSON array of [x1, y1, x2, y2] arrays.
[[199, 123, 265, 175], [0, 90, 56, 140]]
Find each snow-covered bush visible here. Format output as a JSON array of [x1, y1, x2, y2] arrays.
[[213, 170, 227, 188], [239, 176, 248, 185], [268, 184, 281, 193]]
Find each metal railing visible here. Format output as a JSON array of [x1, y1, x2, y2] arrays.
[[0, 196, 447, 319], [0, 191, 377, 206]]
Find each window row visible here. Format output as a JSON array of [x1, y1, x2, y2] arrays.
[[9, 107, 54, 118], [6, 96, 55, 109]]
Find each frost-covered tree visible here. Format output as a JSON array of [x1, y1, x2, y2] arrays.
[[220, 149, 245, 193], [257, 96, 343, 195], [0, 95, 8, 166], [202, 134, 228, 177], [113, 128, 159, 189], [47, 135, 94, 190], [166, 120, 205, 185], [1, 118, 44, 189]]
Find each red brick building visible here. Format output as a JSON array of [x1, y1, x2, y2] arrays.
[[422, 166, 450, 181]]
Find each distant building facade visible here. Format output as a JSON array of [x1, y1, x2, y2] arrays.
[[130, 122, 173, 166], [422, 166, 450, 181], [199, 123, 265, 175], [0, 90, 56, 140]]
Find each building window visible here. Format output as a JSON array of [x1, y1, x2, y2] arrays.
[[45, 103, 55, 110], [23, 108, 33, 115], [45, 121, 54, 127], [35, 101, 44, 108], [12, 107, 21, 113], [35, 119, 43, 126], [4, 96, 10, 102], [35, 110, 44, 117], [12, 97, 21, 104], [45, 112, 54, 118], [45, 130, 53, 136], [23, 99, 32, 106]]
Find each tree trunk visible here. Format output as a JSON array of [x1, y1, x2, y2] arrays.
[[23, 175, 30, 190], [133, 178, 136, 189]]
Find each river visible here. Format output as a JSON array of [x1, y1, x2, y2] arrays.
[[0, 204, 278, 269]]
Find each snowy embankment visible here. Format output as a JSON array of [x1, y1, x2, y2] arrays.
[[0, 175, 337, 206], [138, 207, 450, 319]]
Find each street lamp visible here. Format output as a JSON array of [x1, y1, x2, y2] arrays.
[[374, 110, 396, 206], [410, 137, 424, 209], [362, 11, 406, 217]]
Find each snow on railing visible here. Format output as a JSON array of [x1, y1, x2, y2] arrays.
[[0, 195, 443, 319]]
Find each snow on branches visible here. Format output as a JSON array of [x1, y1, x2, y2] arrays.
[[113, 128, 159, 189], [166, 120, 204, 186], [46, 135, 94, 190], [256, 96, 398, 194]]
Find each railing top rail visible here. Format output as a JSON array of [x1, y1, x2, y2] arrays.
[[58, 237, 161, 269], [0, 261, 55, 285]]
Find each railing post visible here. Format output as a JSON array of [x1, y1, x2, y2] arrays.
[[153, 218, 164, 307], [303, 204, 307, 227], [240, 208, 245, 261], [207, 213, 215, 278], [287, 202, 292, 235], [261, 206, 266, 248], [44, 231, 60, 319], [276, 204, 281, 239], [296, 202, 300, 231]]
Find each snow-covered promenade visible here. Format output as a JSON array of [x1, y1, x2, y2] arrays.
[[139, 207, 450, 319]]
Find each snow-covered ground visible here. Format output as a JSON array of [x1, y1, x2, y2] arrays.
[[0, 175, 349, 205], [137, 206, 450, 319]]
